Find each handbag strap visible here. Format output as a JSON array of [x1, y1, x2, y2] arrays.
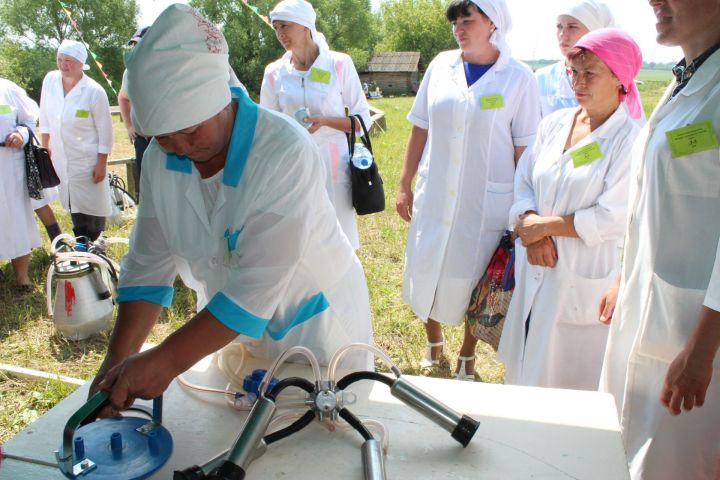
[[17, 123, 41, 148], [352, 114, 373, 154], [345, 114, 357, 156]]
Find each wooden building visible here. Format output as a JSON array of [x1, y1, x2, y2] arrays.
[[359, 52, 421, 96]]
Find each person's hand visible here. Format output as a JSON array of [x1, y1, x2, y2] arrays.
[[92, 161, 107, 184], [3, 131, 24, 150], [525, 236, 557, 267], [305, 116, 326, 134], [395, 185, 413, 222], [126, 124, 137, 144], [598, 277, 621, 325], [97, 348, 176, 415], [660, 347, 714, 415], [88, 354, 126, 418], [516, 213, 550, 247]]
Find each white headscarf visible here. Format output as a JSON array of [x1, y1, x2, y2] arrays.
[[57, 39, 90, 71], [269, 0, 330, 52], [558, 0, 615, 32], [124, 4, 231, 137], [470, 0, 512, 53]]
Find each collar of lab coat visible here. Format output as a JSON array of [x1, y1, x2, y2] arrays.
[[559, 102, 631, 147], [675, 48, 720, 98], [165, 86, 257, 188], [280, 43, 333, 78], [59, 72, 91, 100], [448, 46, 511, 90]]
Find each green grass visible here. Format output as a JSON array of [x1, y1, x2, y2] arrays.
[[0, 87, 673, 444]]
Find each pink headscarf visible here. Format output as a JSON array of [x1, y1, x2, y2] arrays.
[[573, 28, 643, 119]]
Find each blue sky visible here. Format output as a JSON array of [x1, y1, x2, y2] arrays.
[[138, 0, 682, 63]]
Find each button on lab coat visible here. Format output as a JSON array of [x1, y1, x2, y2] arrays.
[[403, 49, 540, 325], [260, 47, 371, 249], [39, 71, 113, 216], [600, 50, 720, 480], [116, 89, 373, 370], [497, 104, 640, 390]]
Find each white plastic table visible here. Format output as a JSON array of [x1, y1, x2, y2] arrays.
[[0, 355, 629, 479]]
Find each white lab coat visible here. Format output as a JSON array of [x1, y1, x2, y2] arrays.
[[260, 47, 371, 249], [39, 71, 113, 216], [497, 104, 640, 390], [116, 89, 373, 370], [536, 61, 577, 118], [403, 49, 540, 325], [0, 78, 42, 260], [600, 50, 720, 480]]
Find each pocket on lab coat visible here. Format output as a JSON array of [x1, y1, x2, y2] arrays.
[[556, 261, 617, 327], [483, 181, 514, 231], [667, 148, 720, 198], [635, 272, 708, 365]]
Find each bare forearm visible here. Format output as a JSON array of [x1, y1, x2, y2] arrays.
[[399, 126, 428, 189], [322, 116, 353, 133], [543, 214, 578, 238], [106, 301, 163, 362], [41, 133, 50, 149], [687, 306, 720, 362], [157, 309, 240, 375], [118, 90, 132, 128], [97, 153, 108, 165]]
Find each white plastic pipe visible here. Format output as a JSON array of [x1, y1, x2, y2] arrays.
[[0, 363, 84, 386]]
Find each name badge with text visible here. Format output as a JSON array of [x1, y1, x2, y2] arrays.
[[665, 120, 719, 158], [0, 105, 12, 114], [75, 109, 90, 119], [571, 141, 603, 168], [480, 94, 504, 110]]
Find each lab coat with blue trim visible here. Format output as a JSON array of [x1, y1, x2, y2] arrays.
[[402, 49, 540, 325], [600, 49, 720, 480], [260, 46, 372, 249], [497, 104, 640, 391], [115, 88, 373, 369]]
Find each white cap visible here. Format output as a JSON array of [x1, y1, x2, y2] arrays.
[[58, 39, 90, 70], [124, 4, 231, 137], [269, 0, 316, 30], [558, 0, 615, 32], [470, 0, 512, 53]]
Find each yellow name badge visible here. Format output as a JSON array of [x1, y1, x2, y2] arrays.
[[571, 141, 603, 168], [75, 109, 90, 118], [0, 105, 12, 114], [665, 120, 719, 158], [309, 67, 331, 85], [480, 94, 504, 110]]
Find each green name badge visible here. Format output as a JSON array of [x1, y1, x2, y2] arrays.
[[75, 109, 90, 118], [0, 105, 12, 114], [309, 67, 331, 85], [571, 141, 603, 168], [665, 120, 719, 158], [480, 94, 504, 110]]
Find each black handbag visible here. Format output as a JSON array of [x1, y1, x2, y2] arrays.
[[346, 114, 385, 215], [22, 125, 60, 189]]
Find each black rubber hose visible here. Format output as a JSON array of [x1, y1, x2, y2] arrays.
[[173, 466, 206, 480], [264, 410, 316, 445], [265, 377, 314, 401], [336, 371, 394, 390], [338, 408, 374, 441]]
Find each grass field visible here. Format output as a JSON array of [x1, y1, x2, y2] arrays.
[[0, 79, 671, 444]]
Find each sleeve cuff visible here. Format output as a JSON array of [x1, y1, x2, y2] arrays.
[[206, 292, 270, 338], [512, 133, 536, 147], [509, 200, 538, 227], [116, 285, 174, 307], [406, 113, 429, 130], [573, 208, 602, 247], [98, 145, 113, 154]]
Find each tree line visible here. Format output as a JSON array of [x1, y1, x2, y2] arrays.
[[0, 0, 456, 102]]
